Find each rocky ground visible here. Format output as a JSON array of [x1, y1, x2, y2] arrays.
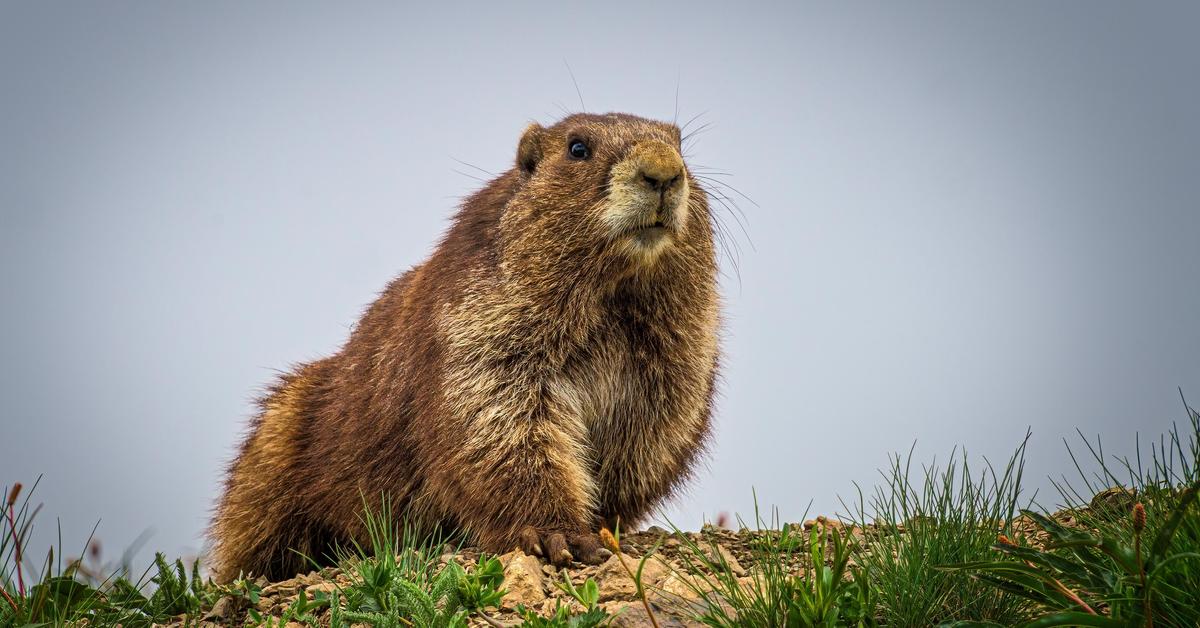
[[160, 505, 1090, 628], [163, 519, 841, 628]]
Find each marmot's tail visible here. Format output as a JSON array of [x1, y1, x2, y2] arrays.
[[208, 368, 324, 583]]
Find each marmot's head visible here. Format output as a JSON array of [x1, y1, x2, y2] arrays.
[[502, 113, 712, 273]]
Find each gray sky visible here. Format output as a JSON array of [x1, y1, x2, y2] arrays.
[[2, 1, 1198, 571]]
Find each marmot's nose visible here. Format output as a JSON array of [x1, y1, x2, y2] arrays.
[[634, 141, 685, 194], [641, 172, 680, 193]]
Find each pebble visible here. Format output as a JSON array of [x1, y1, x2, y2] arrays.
[[498, 549, 547, 608]]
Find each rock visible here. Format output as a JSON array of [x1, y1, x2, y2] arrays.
[[803, 515, 845, 532], [602, 602, 639, 623], [703, 544, 746, 577], [603, 601, 702, 627], [305, 581, 338, 596], [291, 571, 322, 587], [593, 553, 669, 602], [650, 572, 704, 606], [202, 595, 236, 622], [498, 550, 546, 608], [261, 577, 300, 597], [1090, 486, 1136, 516], [737, 576, 757, 593]]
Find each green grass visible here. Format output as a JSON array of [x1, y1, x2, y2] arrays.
[[942, 395, 1200, 627], [843, 431, 1037, 626], [1045, 394, 1200, 626], [0, 478, 214, 627], [662, 398, 1199, 628], [0, 486, 612, 627], [317, 497, 492, 627], [514, 571, 612, 627], [317, 496, 614, 627], [667, 498, 876, 627], [5, 394, 1200, 627]]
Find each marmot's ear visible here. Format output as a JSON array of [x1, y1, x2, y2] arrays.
[[517, 123, 544, 176]]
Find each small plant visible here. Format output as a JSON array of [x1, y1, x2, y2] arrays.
[[145, 552, 209, 617], [458, 553, 506, 613], [90, 553, 215, 626], [320, 496, 506, 627], [219, 573, 263, 609], [556, 572, 601, 611], [513, 573, 612, 627], [329, 559, 471, 627], [668, 497, 876, 627], [514, 602, 611, 628], [600, 522, 659, 628], [248, 587, 330, 626]]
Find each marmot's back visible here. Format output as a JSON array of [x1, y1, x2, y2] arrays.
[[210, 113, 720, 582]]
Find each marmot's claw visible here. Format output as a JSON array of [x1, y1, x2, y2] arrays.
[[518, 526, 545, 558], [567, 532, 609, 565], [544, 532, 572, 566], [518, 527, 609, 566]]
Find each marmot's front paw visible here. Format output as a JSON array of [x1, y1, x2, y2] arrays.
[[518, 526, 612, 566]]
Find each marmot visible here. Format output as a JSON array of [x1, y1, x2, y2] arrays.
[[209, 113, 721, 582]]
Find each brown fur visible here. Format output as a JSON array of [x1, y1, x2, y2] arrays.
[[209, 113, 721, 582]]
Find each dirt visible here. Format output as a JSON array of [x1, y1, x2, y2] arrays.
[[158, 511, 1078, 627]]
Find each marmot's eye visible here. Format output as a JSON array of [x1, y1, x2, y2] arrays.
[[568, 140, 590, 160]]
